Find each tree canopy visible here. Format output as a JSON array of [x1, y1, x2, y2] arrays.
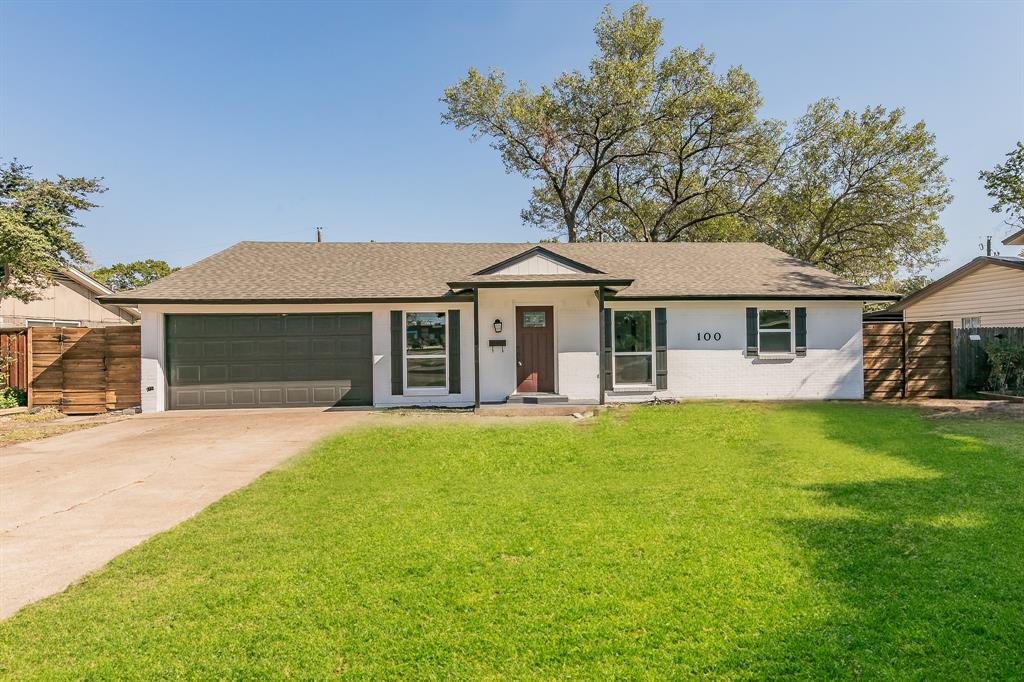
[[979, 141, 1024, 233], [443, 2, 952, 286], [91, 259, 179, 291], [763, 100, 950, 286], [0, 160, 104, 305]]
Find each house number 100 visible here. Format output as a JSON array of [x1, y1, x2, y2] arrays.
[[697, 332, 722, 341]]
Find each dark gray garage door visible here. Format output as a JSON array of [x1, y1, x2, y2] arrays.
[[166, 313, 372, 409]]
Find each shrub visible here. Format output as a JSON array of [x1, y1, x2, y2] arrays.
[[0, 386, 27, 409], [983, 339, 1024, 393]]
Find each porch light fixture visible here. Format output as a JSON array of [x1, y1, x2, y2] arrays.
[[493, 318, 503, 334]]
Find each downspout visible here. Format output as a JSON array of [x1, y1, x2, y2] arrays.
[[597, 286, 605, 405], [472, 287, 481, 409]]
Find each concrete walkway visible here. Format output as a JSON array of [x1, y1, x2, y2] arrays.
[[0, 408, 374, 619]]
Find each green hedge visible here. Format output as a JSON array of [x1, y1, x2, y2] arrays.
[[0, 386, 27, 409], [984, 339, 1024, 393]]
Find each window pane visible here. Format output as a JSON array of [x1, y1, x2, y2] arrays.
[[522, 311, 546, 328], [406, 312, 445, 355], [615, 355, 652, 384], [759, 331, 791, 353], [758, 309, 790, 330], [614, 311, 652, 352], [407, 357, 446, 388]]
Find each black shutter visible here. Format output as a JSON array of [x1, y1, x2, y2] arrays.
[[390, 310, 403, 395], [795, 307, 807, 356], [603, 308, 614, 391], [448, 309, 461, 393], [655, 308, 667, 390], [746, 307, 758, 356]]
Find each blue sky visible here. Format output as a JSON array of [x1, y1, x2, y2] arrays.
[[2, 0, 1021, 277]]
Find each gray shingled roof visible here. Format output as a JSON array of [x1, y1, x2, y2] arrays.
[[101, 241, 894, 303]]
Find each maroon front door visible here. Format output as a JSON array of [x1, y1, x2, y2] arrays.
[[516, 306, 555, 393]]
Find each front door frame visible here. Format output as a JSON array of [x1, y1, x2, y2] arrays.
[[514, 305, 556, 394]]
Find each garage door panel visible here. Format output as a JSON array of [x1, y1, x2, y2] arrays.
[[167, 313, 372, 409], [311, 316, 339, 334], [258, 317, 286, 335], [202, 340, 228, 358], [232, 317, 259, 336], [285, 338, 309, 357], [203, 364, 230, 382], [285, 316, 311, 334], [310, 337, 336, 356], [258, 363, 284, 381]]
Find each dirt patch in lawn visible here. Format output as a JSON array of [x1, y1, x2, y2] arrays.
[[0, 409, 130, 448], [908, 399, 1024, 420]]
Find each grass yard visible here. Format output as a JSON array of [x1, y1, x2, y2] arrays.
[[1, 403, 1022, 679]]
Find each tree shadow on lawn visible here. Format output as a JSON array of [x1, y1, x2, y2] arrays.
[[725, 404, 1024, 680]]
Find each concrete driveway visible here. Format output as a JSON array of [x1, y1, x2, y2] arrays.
[[0, 408, 373, 619]]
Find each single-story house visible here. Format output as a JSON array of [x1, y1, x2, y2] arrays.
[[101, 241, 893, 412], [0, 267, 139, 328], [885, 255, 1024, 329]]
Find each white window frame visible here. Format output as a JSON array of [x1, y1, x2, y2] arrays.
[[961, 316, 981, 330], [612, 309, 656, 389], [25, 319, 82, 328], [403, 311, 448, 394], [757, 308, 794, 355]]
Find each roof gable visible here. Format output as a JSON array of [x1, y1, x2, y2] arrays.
[[1003, 227, 1024, 246], [888, 256, 1024, 312], [474, 246, 602, 276]]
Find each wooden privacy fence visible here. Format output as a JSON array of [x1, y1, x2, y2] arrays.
[[1, 329, 29, 391], [29, 326, 141, 414], [863, 321, 953, 399], [952, 327, 1024, 396]]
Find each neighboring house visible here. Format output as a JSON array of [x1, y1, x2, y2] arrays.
[[1003, 227, 1024, 247], [886, 256, 1024, 329], [101, 241, 893, 412], [0, 267, 139, 328]]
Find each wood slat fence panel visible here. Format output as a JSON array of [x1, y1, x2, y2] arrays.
[[952, 327, 1024, 396], [863, 321, 952, 399], [0, 329, 29, 391], [28, 326, 141, 414]]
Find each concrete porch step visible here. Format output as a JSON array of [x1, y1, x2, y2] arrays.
[[476, 403, 603, 417], [506, 393, 570, 405]]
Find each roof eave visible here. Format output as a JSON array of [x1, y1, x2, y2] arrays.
[[98, 294, 474, 306], [606, 293, 899, 301], [1002, 227, 1024, 246], [447, 278, 634, 292]]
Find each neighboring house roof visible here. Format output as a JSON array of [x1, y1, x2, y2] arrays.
[[887, 256, 1024, 312], [100, 241, 895, 304], [63, 267, 141, 319], [1003, 227, 1024, 246]]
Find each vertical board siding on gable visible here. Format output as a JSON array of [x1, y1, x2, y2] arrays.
[[491, 254, 583, 276]]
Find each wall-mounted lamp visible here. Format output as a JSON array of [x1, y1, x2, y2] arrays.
[[493, 318, 503, 334]]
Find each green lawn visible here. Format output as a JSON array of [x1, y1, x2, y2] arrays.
[[2, 403, 1022, 679]]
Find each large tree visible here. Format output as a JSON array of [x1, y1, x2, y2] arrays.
[[0, 160, 104, 306], [979, 141, 1024, 233], [442, 4, 781, 242], [91, 259, 179, 291], [761, 99, 951, 286]]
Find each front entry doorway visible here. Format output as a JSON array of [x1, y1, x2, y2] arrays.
[[515, 306, 555, 393]]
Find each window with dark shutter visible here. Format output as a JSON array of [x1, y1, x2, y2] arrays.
[[655, 308, 667, 390], [390, 310, 403, 395], [795, 307, 807, 356], [448, 309, 461, 393], [745, 308, 758, 356]]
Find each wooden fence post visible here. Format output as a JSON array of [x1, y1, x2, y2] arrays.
[[900, 321, 908, 399]]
